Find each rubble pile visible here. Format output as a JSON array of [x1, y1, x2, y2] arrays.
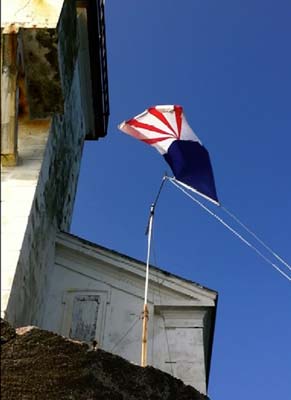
[[1, 319, 209, 400]]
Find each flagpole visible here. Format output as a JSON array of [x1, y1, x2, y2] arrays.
[[141, 204, 153, 367], [141, 175, 167, 367]]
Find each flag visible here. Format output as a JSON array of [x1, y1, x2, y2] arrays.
[[118, 105, 219, 204]]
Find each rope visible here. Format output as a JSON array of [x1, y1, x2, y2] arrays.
[[151, 230, 174, 375], [168, 178, 291, 282], [110, 316, 140, 353], [161, 314, 175, 375], [221, 205, 291, 272]]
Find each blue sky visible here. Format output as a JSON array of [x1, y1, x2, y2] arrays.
[[71, 1, 291, 398]]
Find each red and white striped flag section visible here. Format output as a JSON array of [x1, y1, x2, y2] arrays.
[[118, 105, 219, 204]]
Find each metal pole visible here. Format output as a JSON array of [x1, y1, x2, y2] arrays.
[[144, 205, 154, 305], [141, 204, 154, 367], [140, 175, 167, 367]]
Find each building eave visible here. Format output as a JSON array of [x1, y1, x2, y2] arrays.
[[56, 231, 218, 302], [76, 0, 109, 139]]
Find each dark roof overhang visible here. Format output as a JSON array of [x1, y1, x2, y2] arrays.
[[77, 0, 109, 139]]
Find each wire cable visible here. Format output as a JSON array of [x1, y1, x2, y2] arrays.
[[169, 178, 291, 282], [151, 229, 174, 375], [221, 205, 291, 272], [110, 316, 141, 353]]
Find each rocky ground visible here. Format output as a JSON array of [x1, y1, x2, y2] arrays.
[[1, 319, 209, 400]]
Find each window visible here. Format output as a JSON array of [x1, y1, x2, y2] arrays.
[[69, 294, 100, 342], [61, 290, 108, 346]]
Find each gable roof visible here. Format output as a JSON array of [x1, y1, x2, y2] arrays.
[[56, 231, 218, 302]]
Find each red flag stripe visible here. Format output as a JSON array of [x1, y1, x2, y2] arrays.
[[174, 105, 182, 139], [127, 119, 176, 138], [148, 107, 178, 137], [141, 136, 173, 145]]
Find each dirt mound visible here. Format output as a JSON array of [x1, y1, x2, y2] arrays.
[[1, 319, 208, 400]]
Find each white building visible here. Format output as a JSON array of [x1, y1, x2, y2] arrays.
[[1, 0, 217, 395], [43, 232, 217, 393]]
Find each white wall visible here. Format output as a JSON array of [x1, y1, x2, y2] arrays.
[[1, 119, 50, 317]]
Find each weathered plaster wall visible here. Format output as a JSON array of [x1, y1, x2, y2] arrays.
[[1, 0, 64, 32], [3, 0, 91, 326], [1, 120, 50, 316], [20, 28, 63, 119]]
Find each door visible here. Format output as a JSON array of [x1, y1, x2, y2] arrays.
[[165, 326, 206, 392]]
